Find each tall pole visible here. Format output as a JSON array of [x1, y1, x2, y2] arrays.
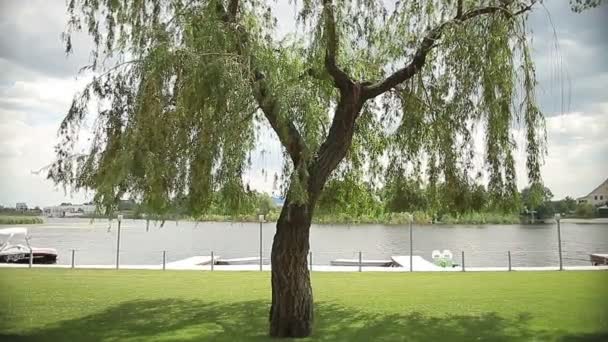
[[556, 214, 563, 271], [259, 214, 264, 271], [461, 251, 465, 272], [116, 214, 123, 270], [409, 215, 413, 272]]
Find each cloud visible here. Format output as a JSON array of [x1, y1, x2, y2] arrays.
[[0, 0, 91, 79], [528, 1, 608, 115], [540, 104, 608, 199], [0, 0, 606, 208]]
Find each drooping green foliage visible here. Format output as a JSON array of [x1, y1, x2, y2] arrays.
[[570, 0, 605, 12], [316, 173, 382, 218], [50, 0, 545, 219]]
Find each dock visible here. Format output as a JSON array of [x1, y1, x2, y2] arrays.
[[590, 253, 608, 265], [165, 256, 216, 269], [390, 255, 446, 271], [215, 257, 269, 265], [330, 259, 394, 267]]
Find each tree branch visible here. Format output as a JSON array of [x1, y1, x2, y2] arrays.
[[322, 0, 352, 90], [363, 1, 536, 99], [228, 0, 239, 19], [218, 0, 309, 166]]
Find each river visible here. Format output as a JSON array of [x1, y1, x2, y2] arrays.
[[15, 218, 608, 267]]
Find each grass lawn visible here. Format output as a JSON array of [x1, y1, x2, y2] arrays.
[[0, 269, 606, 341]]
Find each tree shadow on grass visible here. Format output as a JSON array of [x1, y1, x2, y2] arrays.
[[2, 299, 606, 341]]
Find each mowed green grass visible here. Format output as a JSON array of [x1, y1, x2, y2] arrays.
[[0, 269, 606, 341]]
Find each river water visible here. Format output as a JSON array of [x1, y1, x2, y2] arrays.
[[15, 218, 608, 267]]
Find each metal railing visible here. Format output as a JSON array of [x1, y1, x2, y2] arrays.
[[17, 215, 605, 271]]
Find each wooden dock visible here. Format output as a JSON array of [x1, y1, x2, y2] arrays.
[[165, 256, 216, 268], [215, 257, 269, 265], [390, 255, 445, 271], [330, 259, 394, 267]]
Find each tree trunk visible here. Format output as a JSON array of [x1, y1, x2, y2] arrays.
[[268, 89, 362, 338], [269, 201, 313, 338]]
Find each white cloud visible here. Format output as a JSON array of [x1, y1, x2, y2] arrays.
[[0, 0, 607, 209], [539, 105, 608, 199]]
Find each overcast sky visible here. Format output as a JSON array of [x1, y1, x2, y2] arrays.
[[0, 0, 606, 208]]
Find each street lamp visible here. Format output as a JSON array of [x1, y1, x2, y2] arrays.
[[116, 214, 123, 269]]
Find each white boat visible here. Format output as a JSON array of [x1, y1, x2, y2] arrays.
[[330, 259, 394, 267], [0, 228, 57, 264], [215, 257, 269, 265]]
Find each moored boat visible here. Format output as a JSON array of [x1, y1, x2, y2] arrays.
[[0, 228, 57, 264]]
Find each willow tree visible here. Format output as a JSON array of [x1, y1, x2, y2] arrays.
[[51, 0, 545, 337]]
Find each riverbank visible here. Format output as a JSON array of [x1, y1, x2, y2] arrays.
[[1, 269, 606, 341], [27, 215, 608, 227], [0, 215, 43, 225], [77, 211, 524, 225]]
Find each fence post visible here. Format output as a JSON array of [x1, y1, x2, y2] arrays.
[[29, 248, 33, 268], [309, 251, 312, 272], [162, 250, 166, 271], [409, 216, 413, 272], [508, 251, 511, 272], [358, 251, 362, 272], [210, 251, 214, 271], [461, 251, 465, 272], [556, 214, 563, 271], [71, 249, 75, 269], [259, 215, 264, 272], [115, 215, 123, 270]]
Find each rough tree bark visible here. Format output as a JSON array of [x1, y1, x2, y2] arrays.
[[269, 84, 363, 337], [269, 201, 314, 337]]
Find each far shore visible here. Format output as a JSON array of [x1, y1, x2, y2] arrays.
[[2, 215, 607, 227]]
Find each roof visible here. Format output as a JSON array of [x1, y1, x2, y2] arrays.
[[579, 177, 608, 199]]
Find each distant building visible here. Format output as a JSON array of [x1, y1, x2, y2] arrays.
[[43, 203, 96, 217], [15, 202, 28, 211], [578, 178, 608, 206]]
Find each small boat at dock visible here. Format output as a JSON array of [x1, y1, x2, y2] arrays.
[[0, 228, 57, 264], [590, 253, 608, 266]]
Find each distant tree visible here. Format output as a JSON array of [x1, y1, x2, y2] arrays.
[[521, 183, 554, 219], [553, 196, 577, 215], [50, 0, 545, 337], [521, 184, 552, 210], [256, 192, 275, 216], [318, 174, 382, 217], [383, 172, 427, 214], [575, 203, 596, 218], [469, 183, 488, 212]]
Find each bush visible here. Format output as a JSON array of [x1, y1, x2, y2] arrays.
[[438, 212, 520, 225], [574, 204, 596, 218], [0, 216, 44, 225]]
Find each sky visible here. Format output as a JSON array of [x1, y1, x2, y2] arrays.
[[0, 0, 606, 208]]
